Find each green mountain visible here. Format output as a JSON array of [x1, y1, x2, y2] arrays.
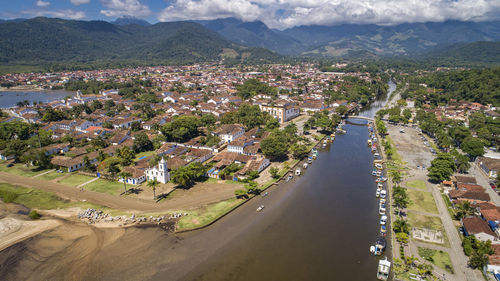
[[111, 16, 151, 26], [0, 17, 280, 69], [422, 41, 500, 65]]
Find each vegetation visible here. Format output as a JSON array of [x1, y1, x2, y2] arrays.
[[235, 79, 277, 100], [171, 162, 208, 188], [418, 247, 454, 273], [28, 210, 41, 220], [462, 235, 494, 269]]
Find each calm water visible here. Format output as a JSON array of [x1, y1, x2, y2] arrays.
[[181, 81, 396, 281], [0, 90, 76, 108]]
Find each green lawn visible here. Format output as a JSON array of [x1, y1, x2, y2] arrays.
[[57, 173, 95, 187], [407, 189, 439, 214], [0, 163, 49, 177], [408, 212, 444, 231], [0, 183, 106, 210], [177, 198, 243, 231], [418, 247, 454, 273], [84, 178, 125, 195], [37, 171, 65, 181], [134, 151, 156, 161], [406, 180, 427, 191]]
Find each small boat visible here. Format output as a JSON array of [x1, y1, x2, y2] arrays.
[[376, 189, 380, 198], [303, 163, 308, 169], [376, 177, 387, 183], [375, 163, 383, 170], [256, 205, 265, 212], [372, 170, 378, 176], [380, 225, 387, 235], [380, 190, 387, 199], [322, 143, 327, 148], [380, 198, 386, 205], [379, 205, 386, 215], [368, 139, 372, 146], [377, 183, 384, 189], [377, 257, 391, 280], [370, 237, 387, 256], [380, 215, 387, 225], [307, 157, 313, 164], [374, 152, 380, 158], [295, 168, 301, 176], [286, 174, 293, 182]]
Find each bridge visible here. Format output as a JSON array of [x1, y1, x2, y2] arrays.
[[346, 115, 375, 122]]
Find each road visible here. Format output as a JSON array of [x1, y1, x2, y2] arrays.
[[470, 164, 500, 206], [0, 172, 239, 213]]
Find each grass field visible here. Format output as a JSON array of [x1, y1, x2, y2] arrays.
[[407, 189, 439, 214], [134, 151, 156, 161], [177, 198, 243, 231], [0, 162, 49, 177], [37, 171, 65, 181], [57, 173, 95, 187], [406, 180, 427, 191], [408, 212, 449, 247], [418, 247, 454, 273], [84, 179, 124, 195], [0, 183, 105, 210]]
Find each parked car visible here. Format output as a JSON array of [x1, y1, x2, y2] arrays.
[[256, 205, 265, 212]]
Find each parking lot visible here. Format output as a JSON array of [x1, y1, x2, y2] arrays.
[[387, 124, 434, 169]]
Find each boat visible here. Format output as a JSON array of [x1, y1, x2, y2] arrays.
[[376, 189, 380, 198], [380, 190, 387, 199], [380, 215, 387, 225], [286, 174, 293, 182], [322, 143, 327, 148], [376, 177, 387, 183], [377, 183, 384, 189], [295, 168, 301, 176], [303, 163, 308, 169], [375, 163, 383, 170], [372, 170, 378, 176], [377, 257, 391, 280], [307, 157, 313, 164], [368, 139, 372, 146], [379, 205, 386, 215], [380, 225, 387, 235], [370, 237, 387, 256], [256, 205, 265, 212]]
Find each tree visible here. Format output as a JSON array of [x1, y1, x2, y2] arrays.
[[427, 153, 456, 182], [290, 144, 308, 159], [147, 179, 159, 200], [469, 251, 489, 269], [118, 147, 135, 166], [269, 167, 280, 179], [245, 170, 260, 181], [4, 139, 28, 162], [393, 218, 410, 234], [160, 115, 201, 142], [108, 162, 120, 179], [336, 105, 348, 116], [235, 189, 248, 199], [393, 186, 410, 215], [390, 170, 402, 184], [118, 171, 132, 194], [266, 118, 279, 130], [171, 166, 192, 187], [396, 232, 409, 245], [261, 131, 288, 160], [455, 153, 471, 173], [22, 149, 52, 169], [461, 136, 485, 159], [316, 114, 334, 132], [133, 132, 153, 152], [454, 201, 476, 220]]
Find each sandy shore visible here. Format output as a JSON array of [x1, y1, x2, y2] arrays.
[[0, 217, 61, 252]]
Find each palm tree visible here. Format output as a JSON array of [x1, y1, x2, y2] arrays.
[[147, 179, 159, 200], [455, 201, 476, 219], [171, 167, 191, 187], [118, 171, 132, 193]]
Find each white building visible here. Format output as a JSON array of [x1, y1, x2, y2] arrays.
[[145, 158, 170, 184], [213, 124, 245, 143], [259, 101, 299, 123]]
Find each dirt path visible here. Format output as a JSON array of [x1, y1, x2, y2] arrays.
[[0, 172, 240, 213]]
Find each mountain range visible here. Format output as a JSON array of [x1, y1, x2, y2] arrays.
[[196, 18, 500, 57], [0, 17, 279, 67], [0, 16, 499, 72]]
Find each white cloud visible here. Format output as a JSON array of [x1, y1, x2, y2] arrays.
[[36, 0, 51, 7], [70, 0, 91, 5], [23, 9, 86, 20], [100, 0, 151, 17], [157, 0, 500, 28]]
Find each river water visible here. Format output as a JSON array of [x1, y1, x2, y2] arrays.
[[0, 81, 395, 281], [0, 90, 76, 108]]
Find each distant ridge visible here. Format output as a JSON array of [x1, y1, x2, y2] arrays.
[[111, 16, 151, 26], [0, 17, 281, 69], [423, 41, 500, 65]]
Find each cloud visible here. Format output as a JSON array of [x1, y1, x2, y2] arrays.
[[157, 0, 500, 28], [23, 9, 86, 20], [100, 0, 151, 17], [36, 0, 51, 7], [70, 0, 91, 5]]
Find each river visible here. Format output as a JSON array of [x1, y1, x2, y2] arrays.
[[0, 90, 76, 108], [0, 81, 395, 281]]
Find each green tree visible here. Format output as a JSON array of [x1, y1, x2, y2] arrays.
[[393, 218, 410, 234], [118, 171, 132, 194], [147, 179, 159, 200], [461, 136, 485, 159], [469, 251, 489, 269], [261, 131, 288, 160], [118, 147, 135, 166], [290, 144, 308, 159], [235, 189, 248, 199], [171, 166, 192, 187], [160, 115, 201, 142], [133, 132, 153, 152], [454, 201, 476, 220], [269, 167, 280, 179], [336, 105, 348, 116]]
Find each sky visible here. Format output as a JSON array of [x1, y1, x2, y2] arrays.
[[1, 0, 499, 29]]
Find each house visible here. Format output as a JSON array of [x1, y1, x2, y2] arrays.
[[259, 100, 300, 123], [110, 131, 131, 146], [75, 120, 94, 132], [462, 217, 499, 244], [227, 137, 254, 154], [213, 124, 245, 143], [0, 150, 14, 161], [486, 245, 500, 273], [236, 157, 270, 178], [454, 175, 477, 185], [449, 190, 490, 204], [477, 157, 500, 178], [50, 156, 84, 172], [119, 167, 146, 185], [145, 158, 170, 184], [43, 143, 70, 156]]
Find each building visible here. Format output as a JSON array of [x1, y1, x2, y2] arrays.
[[259, 101, 299, 123], [477, 157, 500, 179], [462, 217, 499, 244], [213, 124, 245, 143], [145, 158, 170, 184], [119, 167, 146, 185]]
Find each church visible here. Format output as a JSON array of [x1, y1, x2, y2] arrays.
[[145, 158, 170, 184]]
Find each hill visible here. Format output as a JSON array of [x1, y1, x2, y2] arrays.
[[0, 17, 281, 72], [195, 17, 305, 55], [111, 16, 151, 26], [422, 41, 500, 65]]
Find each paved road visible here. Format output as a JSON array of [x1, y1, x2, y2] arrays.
[[0, 172, 238, 213], [470, 164, 500, 206]]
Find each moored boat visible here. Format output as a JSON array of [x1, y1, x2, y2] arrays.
[[370, 237, 387, 256], [377, 257, 391, 280]]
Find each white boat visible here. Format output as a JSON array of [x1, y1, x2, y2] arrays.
[[370, 237, 387, 256], [380, 190, 387, 199], [379, 205, 386, 215], [286, 174, 293, 182], [307, 158, 313, 164], [377, 183, 384, 189], [303, 163, 308, 169], [295, 168, 301, 176], [376, 189, 380, 198], [377, 257, 391, 280], [380, 215, 387, 225], [375, 163, 383, 170], [368, 139, 372, 146]]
